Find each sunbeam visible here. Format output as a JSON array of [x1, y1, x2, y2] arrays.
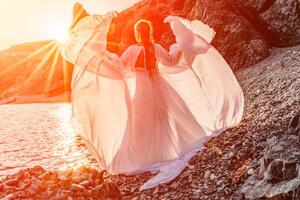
[[44, 48, 60, 94], [9, 42, 56, 70], [62, 57, 70, 93], [24, 44, 58, 85]]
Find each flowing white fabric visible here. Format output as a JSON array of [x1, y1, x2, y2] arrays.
[[60, 12, 244, 190]]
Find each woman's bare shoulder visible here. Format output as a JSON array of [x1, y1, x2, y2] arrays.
[[154, 43, 163, 49], [121, 44, 143, 64], [154, 43, 169, 53], [123, 44, 143, 53]]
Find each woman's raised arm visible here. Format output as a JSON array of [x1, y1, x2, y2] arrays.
[[155, 44, 182, 66]]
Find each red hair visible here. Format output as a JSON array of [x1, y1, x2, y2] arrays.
[[134, 19, 155, 45]]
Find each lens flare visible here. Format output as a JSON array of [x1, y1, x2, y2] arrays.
[[48, 24, 69, 42]]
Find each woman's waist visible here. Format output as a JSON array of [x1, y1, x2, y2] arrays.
[[135, 67, 147, 72]]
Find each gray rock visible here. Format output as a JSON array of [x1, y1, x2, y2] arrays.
[[210, 174, 217, 180], [232, 0, 300, 46], [247, 168, 254, 176], [204, 171, 211, 179], [171, 182, 180, 189], [242, 132, 300, 199], [187, 0, 269, 71]]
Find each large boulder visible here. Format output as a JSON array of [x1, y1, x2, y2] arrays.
[[231, 0, 300, 47], [108, 0, 299, 71], [187, 0, 269, 71], [107, 0, 270, 71]]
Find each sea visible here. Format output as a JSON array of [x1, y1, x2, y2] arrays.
[[0, 103, 98, 178]]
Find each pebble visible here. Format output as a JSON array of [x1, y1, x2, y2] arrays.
[[72, 176, 82, 184], [216, 180, 224, 186], [79, 180, 91, 188], [4, 194, 15, 200], [95, 184, 104, 191], [71, 183, 85, 192], [204, 171, 211, 179], [210, 174, 217, 180], [189, 165, 195, 170], [171, 182, 180, 189], [247, 168, 254, 175]]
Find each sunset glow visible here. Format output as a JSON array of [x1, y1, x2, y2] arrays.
[[0, 0, 140, 50], [48, 24, 70, 42], [0, 0, 140, 100]]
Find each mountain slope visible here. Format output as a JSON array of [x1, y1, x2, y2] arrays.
[[0, 0, 299, 100], [0, 41, 73, 100]]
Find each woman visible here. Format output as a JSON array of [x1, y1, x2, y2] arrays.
[[60, 4, 244, 190], [122, 19, 182, 79]]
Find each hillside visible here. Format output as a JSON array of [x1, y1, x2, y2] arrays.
[[1, 44, 299, 200], [0, 41, 73, 101], [107, 44, 300, 200], [0, 0, 299, 101], [108, 0, 300, 70]]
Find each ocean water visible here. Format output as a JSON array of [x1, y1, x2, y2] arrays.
[[0, 103, 98, 178]]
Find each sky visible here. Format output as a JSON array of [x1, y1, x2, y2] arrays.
[[0, 0, 140, 50]]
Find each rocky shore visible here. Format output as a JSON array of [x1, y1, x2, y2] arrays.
[[107, 45, 299, 199], [1, 44, 299, 199], [0, 166, 120, 199]]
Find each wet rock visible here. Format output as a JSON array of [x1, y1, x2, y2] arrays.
[[0, 166, 120, 199], [27, 177, 41, 196], [4, 178, 19, 187], [39, 171, 59, 185], [28, 166, 45, 176]]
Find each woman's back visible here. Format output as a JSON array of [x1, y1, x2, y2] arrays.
[[121, 43, 182, 70], [135, 44, 156, 69], [61, 11, 244, 190]]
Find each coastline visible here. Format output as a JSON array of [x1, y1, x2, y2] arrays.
[[0, 92, 71, 105], [0, 45, 299, 199]]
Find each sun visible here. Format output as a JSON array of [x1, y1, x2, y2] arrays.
[[48, 23, 70, 42]]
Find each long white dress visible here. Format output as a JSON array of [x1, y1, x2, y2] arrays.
[[60, 12, 244, 190]]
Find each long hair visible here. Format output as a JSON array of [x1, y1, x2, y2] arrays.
[[134, 19, 155, 45], [134, 19, 157, 78]]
